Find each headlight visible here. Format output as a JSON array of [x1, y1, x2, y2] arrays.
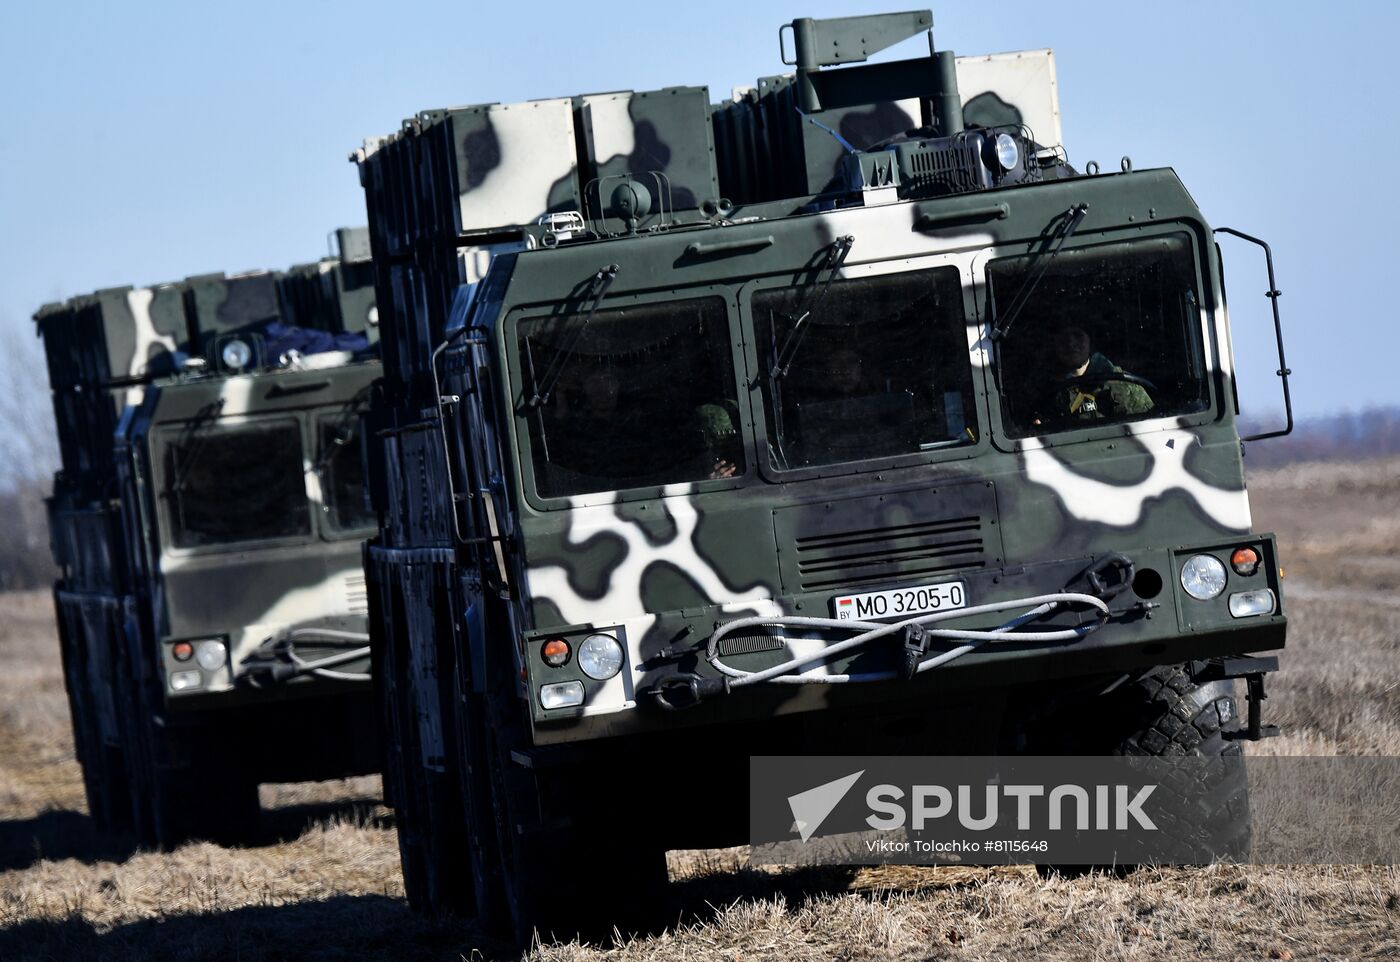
[[1229, 589, 1276, 618], [170, 669, 203, 692], [540, 681, 585, 709], [577, 633, 624, 680], [1181, 554, 1228, 600], [221, 338, 252, 370], [994, 133, 1020, 171], [195, 639, 227, 670]]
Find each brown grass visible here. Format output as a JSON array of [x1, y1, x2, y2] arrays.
[[1, 461, 1398, 960]]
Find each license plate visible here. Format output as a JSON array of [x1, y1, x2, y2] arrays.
[[832, 581, 967, 621]]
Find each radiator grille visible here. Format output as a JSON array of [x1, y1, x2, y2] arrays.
[[345, 574, 369, 615], [717, 634, 787, 657], [794, 515, 986, 591]]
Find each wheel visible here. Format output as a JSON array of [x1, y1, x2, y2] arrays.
[[1033, 663, 1249, 870], [1113, 665, 1250, 862]]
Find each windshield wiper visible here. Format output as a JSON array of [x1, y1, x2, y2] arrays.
[[990, 204, 1089, 342], [769, 234, 855, 380], [527, 264, 619, 408], [169, 399, 226, 494], [313, 385, 373, 474]]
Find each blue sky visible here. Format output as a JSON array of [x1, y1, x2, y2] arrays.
[[2, 0, 1394, 421]]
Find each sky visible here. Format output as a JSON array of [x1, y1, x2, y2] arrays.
[[1, 0, 1395, 423]]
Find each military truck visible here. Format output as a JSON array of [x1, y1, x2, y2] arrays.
[[351, 11, 1292, 940], [38, 228, 383, 848]]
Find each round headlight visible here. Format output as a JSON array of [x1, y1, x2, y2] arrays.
[[577, 633, 623, 680], [1181, 554, 1227, 601], [195, 639, 228, 671], [221, 338, 252, 370], [994, 133, 1020, 171]]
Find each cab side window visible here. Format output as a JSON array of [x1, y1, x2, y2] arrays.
[[989, 233, 1209, 437]]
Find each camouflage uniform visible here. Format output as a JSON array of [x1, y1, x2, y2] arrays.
[[1051, 352, 1154, 422]]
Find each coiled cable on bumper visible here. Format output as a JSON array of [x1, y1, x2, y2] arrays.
[[650, 592, 1110, 710]]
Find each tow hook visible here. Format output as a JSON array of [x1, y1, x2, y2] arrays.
[[1085, 552, 1135, 600], [647, 673, 730, 711]]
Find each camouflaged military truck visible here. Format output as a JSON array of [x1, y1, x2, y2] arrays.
[[38, 229, 383, 848], [351, 11, 1292, 940]]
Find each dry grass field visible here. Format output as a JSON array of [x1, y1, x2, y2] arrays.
[[2, 459, 1399, 961]]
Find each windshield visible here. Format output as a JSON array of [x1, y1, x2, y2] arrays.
[[519, 295, 744, 498], [162, 420, 311, 548], [989, 232, 1209, 438], [753, 266, 975, 470], [318, 418, 374, 532]]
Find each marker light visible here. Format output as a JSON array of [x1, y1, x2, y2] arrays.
[[1181, 554, 1228, 601], [578, 633, 624, 680], [172, 641, 194, 662], [194, 639, 227, 671], [539, 681, 585, 709], [1229, 589, 1276, 618], [541, 638, 571, 667], [221, 338, 252, 370], [994, 133, 1020, 171], [170, 670, 203, 692], [1230, 547, 1261, 576]]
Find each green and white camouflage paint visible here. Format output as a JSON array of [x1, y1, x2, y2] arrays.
[[355, 11, 1289, 929], [38, 233, 383, 844]]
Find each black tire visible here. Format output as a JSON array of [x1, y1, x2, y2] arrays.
[[1035, 664, 1249, 873], [1114, 665, 1250, 862]]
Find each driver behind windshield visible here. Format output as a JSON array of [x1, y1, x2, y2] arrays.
[[1034, 324, 1153, 426]]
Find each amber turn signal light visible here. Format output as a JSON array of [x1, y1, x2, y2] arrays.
[[541, 639, 571, 667], [172, 641, 194, 662], [1230, 547, 1260, 576]]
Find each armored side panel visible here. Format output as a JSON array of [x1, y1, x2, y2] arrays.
[[183, 270, 282, 353], [277, 254, 380, 342], [956, 49, 1062, 150], [36, 285, 192, 502], [576, 87, 721, 228], [446, 98, 580, 233], [36, 285, 190, 390], [712, 77, 926, 201]]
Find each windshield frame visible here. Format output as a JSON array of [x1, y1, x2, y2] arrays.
[[740, 255, 989, 485], [505, 283, 755, 511], [978, 223, 1221, 452], [313, 408, 378, 539], [152, 412, 317, 556]]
